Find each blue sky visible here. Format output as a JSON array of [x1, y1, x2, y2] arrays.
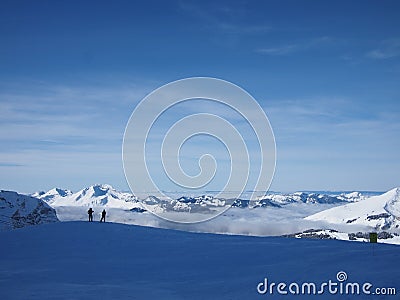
[[0, 0, 399, 193]]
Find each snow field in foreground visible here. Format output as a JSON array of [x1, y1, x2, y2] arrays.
[[0, 221, 399, 299]]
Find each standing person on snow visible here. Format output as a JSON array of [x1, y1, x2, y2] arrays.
[[88, 208, 94, 222], [100, 209, 106, 222]]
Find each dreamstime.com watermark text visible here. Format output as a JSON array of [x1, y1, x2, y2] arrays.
[[257, 271, 396, 296]]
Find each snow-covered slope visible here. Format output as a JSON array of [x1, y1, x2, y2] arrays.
[[385, 188, 400, 218], [0, 190, 59, 230], [306, 188, 400, 231], [0, 222, 399, 299], [36, 184, 141, 210]]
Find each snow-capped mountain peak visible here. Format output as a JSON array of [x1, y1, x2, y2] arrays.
[[76, 184, 120, 200], [35, 184, 141, 209], [32, 188, 73, 204]]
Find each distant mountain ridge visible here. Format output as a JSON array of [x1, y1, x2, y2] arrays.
[[254, 191, 366, 206], [231, 191, 369, 208], [32, 184, 373, 213]]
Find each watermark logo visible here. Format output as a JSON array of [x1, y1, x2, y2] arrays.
[[257, 271, 396, 296], [122, 77, 276, 223], [336, 271, 347, 282]]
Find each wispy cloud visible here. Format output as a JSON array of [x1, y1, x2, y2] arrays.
[[366, 38, 400, 59], [216, 23, 272, 35], [256, 36, 336, 56], [261, 96, 400, 191], [0, 81, 152, 155], [257, 44, 299, 55], [177, 1, 271, 36], [264, 97, 400, 138], [0, 162, 24, 167], [0, 79, 166, 191], [264, 96, 400, 162]]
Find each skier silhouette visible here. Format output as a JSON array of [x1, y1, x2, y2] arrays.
[[88, 208, 94, 222], [100, 209, 106, 222]]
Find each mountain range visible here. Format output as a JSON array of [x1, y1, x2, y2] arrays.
[[32, 184, 371, 212], [2, 185, 400, 243]]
